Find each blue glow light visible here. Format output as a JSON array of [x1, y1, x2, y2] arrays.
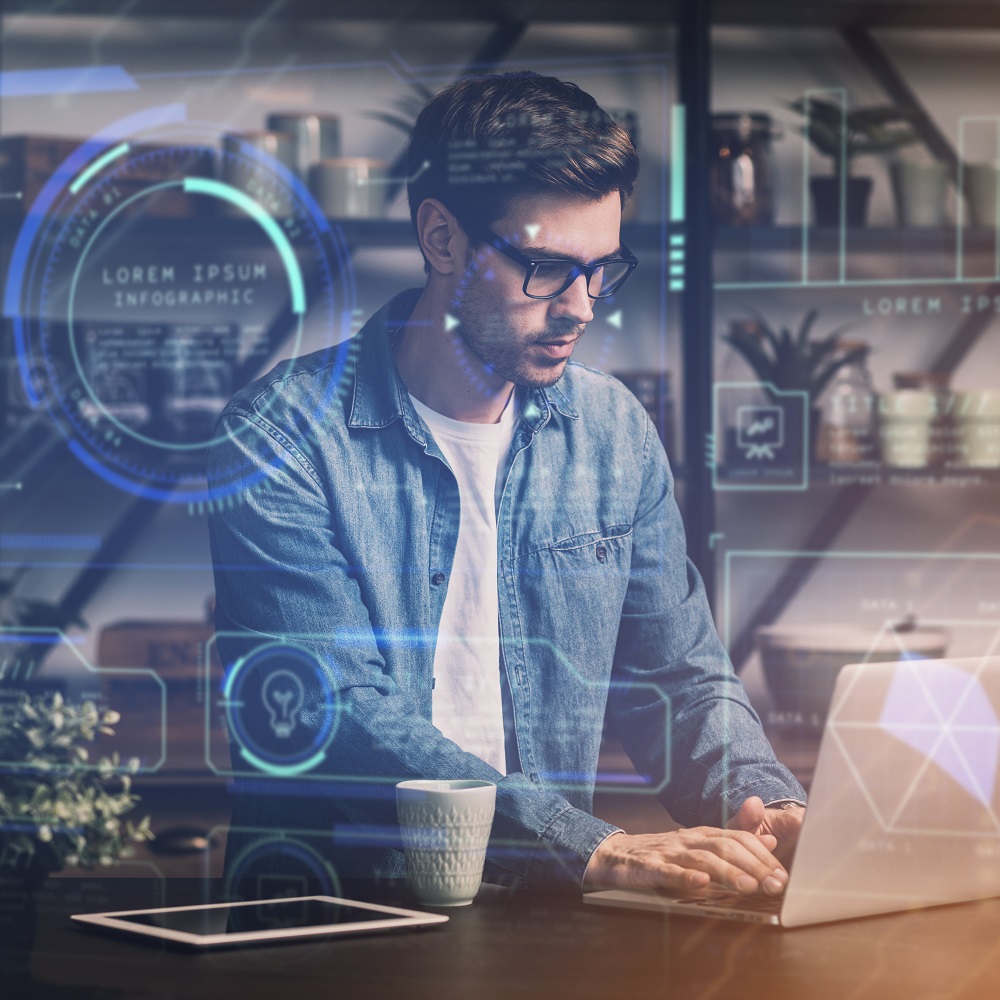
[[0, 66, 138, 97]]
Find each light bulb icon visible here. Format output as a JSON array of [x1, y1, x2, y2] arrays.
[[261, 669, 305, 739]]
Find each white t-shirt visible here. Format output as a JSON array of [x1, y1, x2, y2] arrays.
[[409, 392, 517, 774]]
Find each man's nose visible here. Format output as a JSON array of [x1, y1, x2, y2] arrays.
[[549, 272, 595, 325]]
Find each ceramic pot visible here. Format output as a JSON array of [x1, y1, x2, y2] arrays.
[[963, 162, 1000, 228], [890, 161, 949, 227], [810, 176, 873, 227]]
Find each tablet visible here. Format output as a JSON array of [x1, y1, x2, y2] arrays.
[[71, 895, 449, 949]]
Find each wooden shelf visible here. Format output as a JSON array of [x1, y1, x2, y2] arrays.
[[714, 225, 1000, 255], [6, 1, 1000, 30]]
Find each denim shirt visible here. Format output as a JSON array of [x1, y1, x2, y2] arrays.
[[207, 288, 805, 888]]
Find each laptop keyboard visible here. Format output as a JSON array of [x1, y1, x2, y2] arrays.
[[673, 889, 783, 914]]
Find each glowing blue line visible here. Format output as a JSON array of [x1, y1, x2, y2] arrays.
[[717, 276, 1000, 290], [239, 748, 327, 777], [4, 137, 114, 317], [67, 440, 189, 502], [11, 316, 38, 406], [183, 178, 305, 314], [0, 66, 138, 97], [0, 634, 82, 645], [3, 107, 186, 321], [69, 143, 130, 194], [958, 118, 967, 281]]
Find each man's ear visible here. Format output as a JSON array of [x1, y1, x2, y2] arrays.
[[415, 198, 467, 276]]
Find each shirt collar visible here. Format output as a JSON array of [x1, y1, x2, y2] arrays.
[[346, 288, 579, 436]]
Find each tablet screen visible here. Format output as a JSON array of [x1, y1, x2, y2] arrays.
[[118, 898, 395, 937]]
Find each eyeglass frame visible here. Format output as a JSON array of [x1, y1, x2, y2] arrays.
[[462, 220, 638, 300]]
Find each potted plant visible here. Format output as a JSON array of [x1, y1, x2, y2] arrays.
[[0, 690, 152, 978], [0, 690, 152, 876], [790, 97, 919, 227], [722, 309, 868, 463]]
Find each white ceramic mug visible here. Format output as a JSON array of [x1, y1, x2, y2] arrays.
[[265, 112, 341, 182], [396, 779, 496, 906], [890, 160, 949, 228], [953, 389, 1000, 468], [310, 157, 388, 218], [878, 389, 937, 468]]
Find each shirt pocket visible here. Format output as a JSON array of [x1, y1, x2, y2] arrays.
[[515, 525, 633, 666]]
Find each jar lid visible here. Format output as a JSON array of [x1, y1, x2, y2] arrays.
[[893, 371, 950, 390], [710, 112, 775, 135]]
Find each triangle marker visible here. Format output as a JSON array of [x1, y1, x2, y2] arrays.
[[445, 313, 460, 332], [525, 223, 541, 240], [607, 309, 623, 329]]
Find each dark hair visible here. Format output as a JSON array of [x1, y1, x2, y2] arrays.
[[406, 71, 639, 244]]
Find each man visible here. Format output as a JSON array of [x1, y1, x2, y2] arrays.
[[208, 72, 805, 894]]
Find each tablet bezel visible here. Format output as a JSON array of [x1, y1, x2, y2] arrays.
[[71, 894, 449, 948]]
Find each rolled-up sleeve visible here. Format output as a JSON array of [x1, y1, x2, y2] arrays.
[[605, 414, 806, 827]]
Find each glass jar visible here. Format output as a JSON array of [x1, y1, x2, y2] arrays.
[[821, 341, 876, 463], [709, 112, 777, 226], [892, 371, 952, 466]]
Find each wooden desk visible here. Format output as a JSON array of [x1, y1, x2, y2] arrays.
[[9, 877, 1000, 999]]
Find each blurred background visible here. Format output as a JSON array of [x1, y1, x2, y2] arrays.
[[2, 0, 999, 880]]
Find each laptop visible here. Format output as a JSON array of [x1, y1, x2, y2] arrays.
[[584, 655, 1000, 927]]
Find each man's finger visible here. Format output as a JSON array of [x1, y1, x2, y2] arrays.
[[677, 848, 761, 893], [727, 795, 766, 834], [707, 827, 786, 880], [764, 805, 806, 865], [711, 835, 787, 891], [582, 829, 790, 894]]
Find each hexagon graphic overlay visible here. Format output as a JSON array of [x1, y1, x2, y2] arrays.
[[879, 661, 1000, 811]]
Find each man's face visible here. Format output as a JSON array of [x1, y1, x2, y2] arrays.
[[450, 191, 623, 390]]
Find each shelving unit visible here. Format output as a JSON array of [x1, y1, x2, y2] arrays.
[[703, 9, 1000, 782], [4, 1, 1000, 803]]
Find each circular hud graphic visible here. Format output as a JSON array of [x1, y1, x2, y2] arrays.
[[224, 640, 340, 776], [6, 112, 355, 502]]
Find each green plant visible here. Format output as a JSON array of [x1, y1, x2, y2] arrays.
[[363, 78, 436, 136], [723, 309, 868, 405], [0, 691, 152, 875], [790, 97, 919, 181]]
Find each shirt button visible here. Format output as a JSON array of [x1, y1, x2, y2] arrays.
[[596, 545, 607, 563], [432, 571, 446, 585]]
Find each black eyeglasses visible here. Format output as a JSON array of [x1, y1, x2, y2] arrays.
[[464, 221, 638, 300]]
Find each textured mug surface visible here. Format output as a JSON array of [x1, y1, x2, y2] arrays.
[[396, 779, 496, 906], [878, 390, 936, 467], [954, 391, 1000, 468], [310, 157, 387, 218]]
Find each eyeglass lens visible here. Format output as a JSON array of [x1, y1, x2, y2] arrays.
[[526, 258, 632, 299]]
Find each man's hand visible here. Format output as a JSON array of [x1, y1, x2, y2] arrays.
[[582, 826, 789, 896], [726, 796, 805, 867]]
